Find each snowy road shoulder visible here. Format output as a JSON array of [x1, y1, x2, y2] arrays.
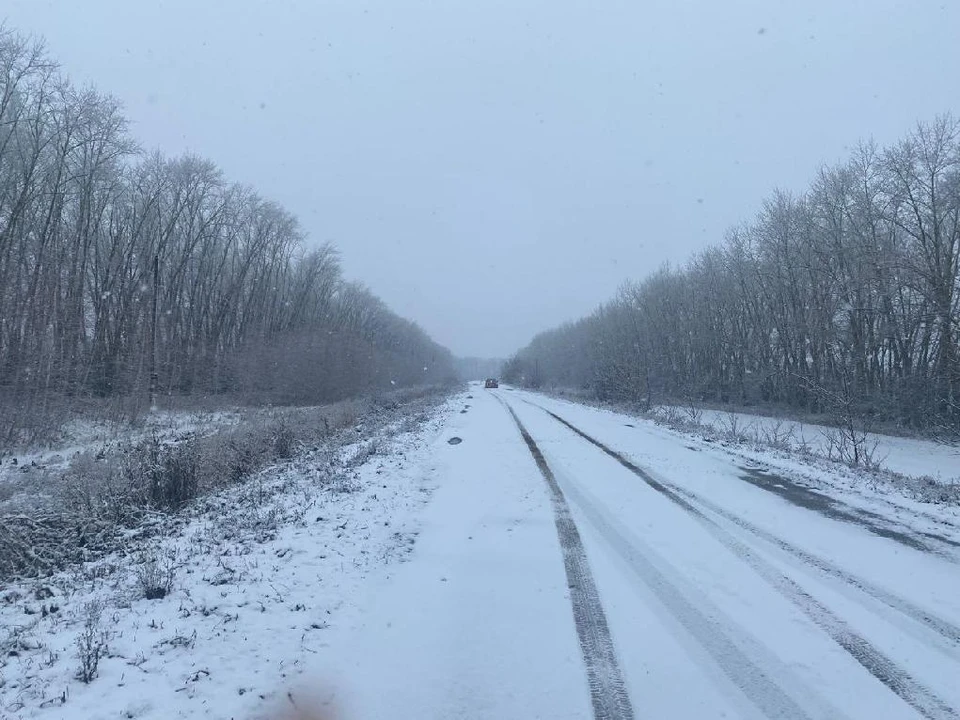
[[1, 395, 453, 720], [7, 385, 959, 720]]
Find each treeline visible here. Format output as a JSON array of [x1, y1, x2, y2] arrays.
[[504, 117, 960, 436], [0, 28, 453, 441]]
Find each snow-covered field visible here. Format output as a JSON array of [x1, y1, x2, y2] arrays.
[[0, 398, 451, 720], [0, 410, 241, 495], [4, 386, 960, 719], [683, 406, 960, 483]]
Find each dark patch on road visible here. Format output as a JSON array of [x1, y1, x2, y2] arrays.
[[921, 531, 960, 549], [535, 405, 957, 720], [738, 467, 932, 553], [662, 484, 960, 648], [623, 423, 635, 428]]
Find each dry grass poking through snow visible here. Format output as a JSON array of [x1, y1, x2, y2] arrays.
[[536, 389, 960, 506], [0, 387, 452, 719], [643, 405, 960, 506], [0, 389, 440, 581]]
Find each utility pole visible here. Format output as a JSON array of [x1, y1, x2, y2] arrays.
[[148, 254, 159, 410]]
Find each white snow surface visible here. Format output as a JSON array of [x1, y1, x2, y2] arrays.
[[1, 405, 446, 720], [671, 405, 960, 483], [3, 386, 960, 719]]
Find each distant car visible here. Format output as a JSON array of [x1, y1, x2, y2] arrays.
[[484, 378, 499, 389]]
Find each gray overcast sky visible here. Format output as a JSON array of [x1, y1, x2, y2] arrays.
[[5, 1, 959, 357]]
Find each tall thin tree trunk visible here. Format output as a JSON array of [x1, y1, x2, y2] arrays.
[[148, 254, 159, 410]]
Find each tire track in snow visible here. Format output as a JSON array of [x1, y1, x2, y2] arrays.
[[497, 397, 634, 720], [557, 475, 829, 720], [534, 404, 959, 720], [528, 400, 960, 652], [667, 484, 960, 656]]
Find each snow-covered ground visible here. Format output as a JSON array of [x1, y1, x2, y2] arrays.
[[1, 400, 449, 720], [683, 406, 960, 482], [317, 386, 960, 719], [4, 386, 960, 719], [0, 410, 241, 494], [506, 390, 960, 718]]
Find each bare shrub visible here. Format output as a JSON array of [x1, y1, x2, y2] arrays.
[[75, 601, 107, 683], [152, 442, 199, 510], [858, 438, 886, 472], [910, 476, 960, 504], [794, 372, 885, 470], [822, 427, 885, 471], [229, 443, 257, 485], [330, 474, 362, 494], [0, 511, 125, 579], [683, 402, 703, 425], [122, 437, 200, 511], [62, 453, 140, 527], [760, 419, 795, 451], [194, 415, 298, 494], [271, 419, 296, 460], [2, 618, 41, 660], [720, 412, 752, 444], [134, 549, 177, 600], [794, 425, 814, 456], [331, 401, 363, 430], [650, 405, 683, 427], [345, 441, 379, 469]]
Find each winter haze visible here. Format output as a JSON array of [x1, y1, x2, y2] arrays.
[[4, 0, 959, 357], [4, 4, 960, 717]]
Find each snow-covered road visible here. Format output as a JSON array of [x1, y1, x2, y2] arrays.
[[318, 386, 960, 720]]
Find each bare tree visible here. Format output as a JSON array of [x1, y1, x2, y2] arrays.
[[507, 116, 960, 439], [0, 27, 455, 443]]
